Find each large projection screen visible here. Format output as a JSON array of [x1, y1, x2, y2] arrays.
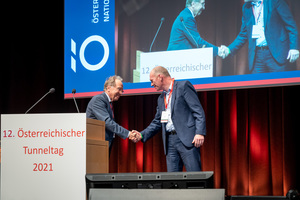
[[64, 0, 300, 98]]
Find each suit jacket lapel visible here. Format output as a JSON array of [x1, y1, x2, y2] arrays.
[[102, 93, 114, 119], [247, 3, 255, 25]]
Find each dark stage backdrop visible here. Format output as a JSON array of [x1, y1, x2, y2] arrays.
[[2, 0, 300, 197]]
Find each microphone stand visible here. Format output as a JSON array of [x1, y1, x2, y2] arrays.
[[149, 17, 165, 52]]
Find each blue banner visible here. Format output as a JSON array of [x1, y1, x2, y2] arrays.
[[64, 0, 115, 97]]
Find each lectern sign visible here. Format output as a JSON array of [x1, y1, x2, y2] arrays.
[[135, 48, 213, 83], [1, 114, 86, 200]]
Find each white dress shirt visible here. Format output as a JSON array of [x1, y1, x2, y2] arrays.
[[253, 2, 267, 47]]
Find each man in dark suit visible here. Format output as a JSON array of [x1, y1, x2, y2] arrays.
[[167, 0, 221, 57], [86, 75, 138, 155], [221, 0, 299, 73], [133, 66, 206, 172]]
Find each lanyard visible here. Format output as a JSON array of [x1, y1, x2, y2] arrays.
[[164, 79, 175, 109], [252, 0, 263, 24]]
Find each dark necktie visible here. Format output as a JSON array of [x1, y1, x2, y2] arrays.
[[109, 102, 114, 119]]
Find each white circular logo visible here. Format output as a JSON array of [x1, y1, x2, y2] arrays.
[[79, 35, 109, 71]]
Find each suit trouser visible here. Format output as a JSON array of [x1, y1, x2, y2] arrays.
[[252, 48, 286, 73], [166, 133, 202, 172]]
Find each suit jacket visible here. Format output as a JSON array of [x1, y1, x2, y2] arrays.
[[86, 93, 128, 143], [228, 0, 299, 71], [167, 7, 218, 57], [141, 80, 206, 155]]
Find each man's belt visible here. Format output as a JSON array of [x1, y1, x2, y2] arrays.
[[256, 46, 269, 50], [166, 130, 176, 135]]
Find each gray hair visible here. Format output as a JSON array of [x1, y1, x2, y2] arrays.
[[186, 0, 201, 7], [103, 75, 123, 91]]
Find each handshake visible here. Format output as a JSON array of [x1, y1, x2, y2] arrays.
[[218, 45, 230, 59], [128, 130, 142, 143]]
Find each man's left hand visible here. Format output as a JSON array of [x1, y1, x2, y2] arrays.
[[287, 49, 299, 63], [192, 134, 205, 148]]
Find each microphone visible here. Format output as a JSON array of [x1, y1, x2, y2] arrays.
[[180, 17, 199, 48], [149, 17, 165, 52], [25, 88, 55, 114], [72, 89, 80, 113]]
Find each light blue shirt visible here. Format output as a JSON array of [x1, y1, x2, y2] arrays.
[[104, 92, 112, 103]]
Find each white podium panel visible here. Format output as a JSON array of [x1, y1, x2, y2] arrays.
[[1, 113, 86, 200], [134, 48, 213, 83]]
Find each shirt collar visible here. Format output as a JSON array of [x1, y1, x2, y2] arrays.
[[164, 81, 174, 95], [104, 92, 112, 102], [187, 7, 196, 18]]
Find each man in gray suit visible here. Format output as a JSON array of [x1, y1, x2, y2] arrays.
[[133, 66, 206, 172], [86, 75, 139, 155]]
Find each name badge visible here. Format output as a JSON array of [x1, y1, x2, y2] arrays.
[[252, 25, 263, 39], [161, 111, 170, 123]]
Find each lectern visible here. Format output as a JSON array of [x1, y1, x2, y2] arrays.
[[86, 118, 109, 173], [1, 113, 86, 200]]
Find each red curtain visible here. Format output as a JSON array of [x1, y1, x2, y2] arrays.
[[109, 86, 300, 196]]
